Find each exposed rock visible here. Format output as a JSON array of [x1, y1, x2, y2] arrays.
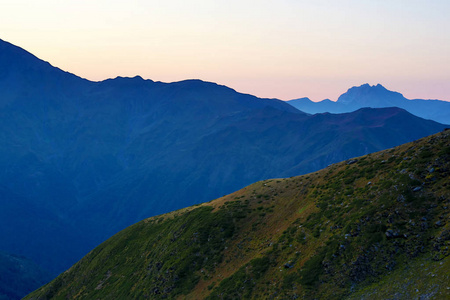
[[347, 159, 358, 165], [397, 194, 405, 203], [385, 229, 402, 239]]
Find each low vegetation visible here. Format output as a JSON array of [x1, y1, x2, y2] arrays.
[[27, 130, 450, 299]]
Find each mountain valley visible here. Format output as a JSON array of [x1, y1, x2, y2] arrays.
[[26, 130, 450, 299]]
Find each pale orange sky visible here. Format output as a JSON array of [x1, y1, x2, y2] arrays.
[[1, 0, 449, 101]]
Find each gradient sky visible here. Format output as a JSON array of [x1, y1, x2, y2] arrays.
[[1, 0, 449, 101]]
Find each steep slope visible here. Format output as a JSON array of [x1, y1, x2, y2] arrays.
[[0, 38, 446, 282], [27, 130, 450, 299], [0, 186, 90, 277], [0, 39, 299, 275], [288, 84, 450, 124], [0, 252, 51, 300]]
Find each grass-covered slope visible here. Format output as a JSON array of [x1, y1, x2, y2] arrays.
[[27, 130, 450, 299]]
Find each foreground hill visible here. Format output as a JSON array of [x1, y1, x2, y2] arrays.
[[1, 37, 446, 281], [27, 130, 450, 299], [288, 84, 450, 124]]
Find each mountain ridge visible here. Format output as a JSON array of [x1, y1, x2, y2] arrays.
[[289, 83, 450, 124], [26, 130, 450, 299]]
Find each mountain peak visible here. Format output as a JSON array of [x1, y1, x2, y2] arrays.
[[289, 97, 313, 103], [0, 38, 84, 87], [106, 75, 152, 83], [0, 38, 48, 69], [337, 83, 405, 107], [347, 83, 388, 93]]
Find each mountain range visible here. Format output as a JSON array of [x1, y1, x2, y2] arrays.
[[0, 38, 448, 298], [26, 130, 450, 299], [288, 83, 450, 125]]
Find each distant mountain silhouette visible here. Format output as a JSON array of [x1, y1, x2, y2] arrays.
[[288, 83, 450, 124], [0, 39, 446, 297]]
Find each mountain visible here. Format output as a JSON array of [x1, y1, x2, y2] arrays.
[[26, 130, 450, 299], [0, 252, 51, 300], [288, 84, 450, 124], [337, 83, 406, 107], [288, 97, 348, 114], [0, 38, 447, 292]]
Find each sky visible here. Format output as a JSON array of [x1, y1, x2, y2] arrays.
[[1, 0, 449, 101]]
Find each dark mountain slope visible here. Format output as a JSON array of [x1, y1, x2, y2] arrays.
[[0, 39, 89, 111], [0, 38, 446, 282], [68, 107, 445, 246], [0, 252, 51, 300], [26, 130, 450, 299], [0, 186, 88, 271], [288, 84, 450, 124], [191, 107, 444, 178]]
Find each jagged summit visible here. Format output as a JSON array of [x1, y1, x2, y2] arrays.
[[337, 83, 405, 106], [101, 75, 155, 87], [110, 75, 147, 81], [288, 84, 450, 124]]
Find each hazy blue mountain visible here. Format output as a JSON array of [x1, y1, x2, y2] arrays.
[[288, 83, 450, 124], [288, 97, 348, 114], [0, 38, 446, 297]]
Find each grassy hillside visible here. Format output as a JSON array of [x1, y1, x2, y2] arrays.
[[27, 130, 450, 299]]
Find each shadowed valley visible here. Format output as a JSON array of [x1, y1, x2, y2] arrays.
[[26, 130, 450, 299]]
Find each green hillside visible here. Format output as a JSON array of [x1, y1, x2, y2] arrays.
[[26, 130, 450, 299]]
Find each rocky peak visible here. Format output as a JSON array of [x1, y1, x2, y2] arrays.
[[337, 83, 405, 107]]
